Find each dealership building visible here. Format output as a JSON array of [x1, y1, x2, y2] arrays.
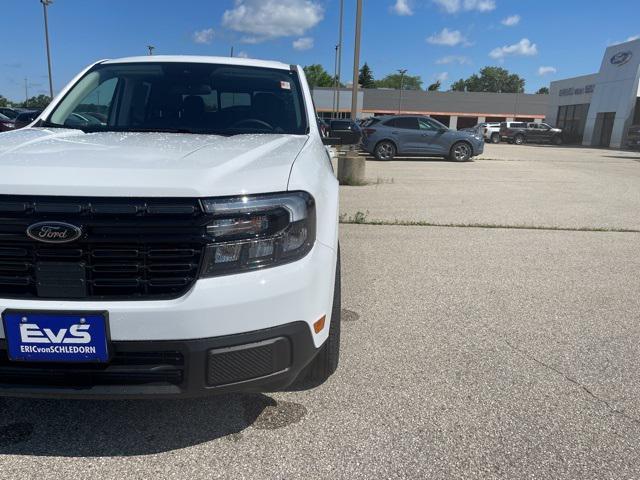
[[312, 38, 640, 149], [312, 87, 548, 130], [546, 38, 640, 148]]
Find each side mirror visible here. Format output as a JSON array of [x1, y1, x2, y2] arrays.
[[437, 128, 447, 134]]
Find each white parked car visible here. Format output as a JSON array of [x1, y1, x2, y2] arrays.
[[0, 56, 345, 398]]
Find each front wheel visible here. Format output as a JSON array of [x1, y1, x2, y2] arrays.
[[374, 141, 396, 161], [514, 134, 525, 145], [490, 133, 501, 144], [551, 136, 563, 146], [449, 141, 472, 162]]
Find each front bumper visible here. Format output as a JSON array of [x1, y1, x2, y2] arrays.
[[0, 321, 318, 399]]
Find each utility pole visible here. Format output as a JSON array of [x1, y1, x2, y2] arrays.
[[397, 69, 407, 114], [24, 78, 29, 107], [335, 0, 344, 118], [332, 45, 339, 118], [41, 0, 54, 99], [350, 0, 362, 121], [230, 46, 234, 57], [147, 45, 155, 56]]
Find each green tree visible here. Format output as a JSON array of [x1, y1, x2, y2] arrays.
[[22, 95, 52, 110], [303, 64, 334, 88], [375, 73, 423, 90], [427, 80, 441, 91], [0, 95, 7, 107], [449, 67, 525, 93], [358, 62, 375, 88], [536, 86, 550, 94], [450, 79, 466, 92]]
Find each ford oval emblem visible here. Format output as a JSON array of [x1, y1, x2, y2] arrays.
[[26, 222, 82, 244], [611, 51, 632, 66]]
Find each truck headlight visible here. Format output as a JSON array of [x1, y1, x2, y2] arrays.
[[200, 191, 315, 277]]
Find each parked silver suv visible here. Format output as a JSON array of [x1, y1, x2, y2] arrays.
[[361, 115, 484, 162]]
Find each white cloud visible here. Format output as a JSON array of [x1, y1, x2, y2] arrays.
[[392, 0, 413, 15], [501, 15, 520, 27], [436, 55, 471, 65], [222, 0, 324, 43], [427, 28, 468, 47], [432, 0, 495, 14], [435, 72, 449, 82], [192, 28, 215, 45], [293, 37, 314, 50], [489, 38, 538, 59], [538, 66, 557, 76]]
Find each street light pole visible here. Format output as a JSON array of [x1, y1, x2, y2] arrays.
[[397, 69, 407, 114], [350, 0, 363, 121], [332, 44, 339, 118], [41, 0, 54, 99], [147, 45, 155, 56], [335, 0, 344, 118]]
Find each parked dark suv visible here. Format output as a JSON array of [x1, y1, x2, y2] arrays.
[[500, 122, 563, 145]]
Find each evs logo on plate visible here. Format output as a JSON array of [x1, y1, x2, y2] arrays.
[[3, 311, 110, 362]]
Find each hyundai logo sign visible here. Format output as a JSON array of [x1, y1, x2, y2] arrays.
[[26, 222, 83, 243], [610, 51, 632, 66]]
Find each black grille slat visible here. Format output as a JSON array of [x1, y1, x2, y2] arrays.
[[0, 195, 207, 300], [0, 348, 185, 387]]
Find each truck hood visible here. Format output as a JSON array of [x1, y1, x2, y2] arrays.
[[0, 128, 308, 197]]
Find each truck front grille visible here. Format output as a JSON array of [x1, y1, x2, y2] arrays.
[[0, 195, 210, 300]]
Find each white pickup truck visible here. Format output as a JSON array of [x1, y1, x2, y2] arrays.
[[479, 122, 502, 143], [0, 56, 344, 398]]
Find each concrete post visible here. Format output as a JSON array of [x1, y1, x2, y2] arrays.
[[449, 115, 458, 130], [478, 116, 486, 124], [337, 149, 366, 185]]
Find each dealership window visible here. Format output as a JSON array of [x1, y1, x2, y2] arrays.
[[633, 98, 640, 125], [556, 104, 589, 144]]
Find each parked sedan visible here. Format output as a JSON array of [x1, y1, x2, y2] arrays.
[[13, 110, 42, 129], [361, 115, 484, 161], [328, 119, 362, 145], [0, 107, 21, 120], [0, 113, 16, 132]]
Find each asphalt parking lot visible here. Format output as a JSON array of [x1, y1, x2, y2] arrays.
[[1, 144, 640, 479]]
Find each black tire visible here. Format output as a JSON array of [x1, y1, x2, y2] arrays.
[[374, 141, 396, 161], [490, 133, 501, 144], [448, 141, 472, 162], [304, 248, 341, 383], [551, 135, 563, 146], [514, 134, 525, 145]]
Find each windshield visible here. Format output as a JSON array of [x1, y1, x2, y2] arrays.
[[45, 62, 308, 135]]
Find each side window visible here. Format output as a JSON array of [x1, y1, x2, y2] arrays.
[[69, 77, 118, 126], [382, 118, 397, 127], [528, 123, 538, 129], [395, 117, 419, 130], [418, 119, 437, 131]]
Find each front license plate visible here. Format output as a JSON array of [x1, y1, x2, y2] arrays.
[[3, 310, 110, 363]]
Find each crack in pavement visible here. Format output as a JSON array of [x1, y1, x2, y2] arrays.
[[503, 339, 640, 427], [339, 219, 640, 234]]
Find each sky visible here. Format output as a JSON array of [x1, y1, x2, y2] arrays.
[[1, 0, 639, 101]]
